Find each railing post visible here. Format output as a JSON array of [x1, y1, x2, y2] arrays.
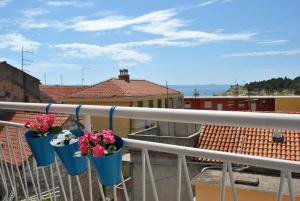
[[54, 159, 67, 201], [286, 171, 295, 201], [177, 154, 182, 201], [83, 114, 93, 201], [182, 155, 193, 201], [220, 162, 227, 201], [227, 162, 238, 201], [121, 172, 129, 201], [145, 149, 159, 201], [142, 149, 146, 201]]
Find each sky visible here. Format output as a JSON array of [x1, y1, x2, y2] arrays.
[[0, 0, 300, 85]]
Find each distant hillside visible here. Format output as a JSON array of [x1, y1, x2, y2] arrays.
[[223, 76, 300, 96], [170, 84, 230, 96]]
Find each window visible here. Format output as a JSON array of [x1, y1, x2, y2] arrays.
[[148, 100, 153, 108], [157, 99, 162, 108], [204, 101, 212, 109], [238, 103, 245, 109], [227, 101, 234, 108], [165, 98, 168, 108], [185, 101, 192, 109], [138, 101, 143, 107]]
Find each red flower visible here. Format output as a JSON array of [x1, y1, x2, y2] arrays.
[[80, 144, 88, 155], [24, 118, 30, 127], [85, 131, 93, 139], [78, 135, 88, 145], [40, 123, 49, 133], [103, 130, 113, 135], [92, 145, 105, 157], [103, 134, 115, 144], [30, 122, 37, 130], [90, 133, 100, 144]]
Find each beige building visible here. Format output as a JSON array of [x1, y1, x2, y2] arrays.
[[192, 170, 300, 201], [62, 69, 183, 137]]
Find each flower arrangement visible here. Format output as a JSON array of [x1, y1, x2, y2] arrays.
[[24, 114, 62, 137], [75, 130, 117, 157], [50, 130, 78, 146]]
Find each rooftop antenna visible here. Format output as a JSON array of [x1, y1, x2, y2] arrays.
[[21, 46, 34, 102], [81, 67, 90, 86], [60, 74, 63, 86], [44, 73, 47, 85]]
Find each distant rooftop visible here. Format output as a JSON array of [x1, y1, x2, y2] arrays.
[[195, 124, 300, 163], [65, 69, 181, 99], [40, 85, 88, 102]]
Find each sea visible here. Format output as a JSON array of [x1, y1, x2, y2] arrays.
[[169, 85, 230, 96]]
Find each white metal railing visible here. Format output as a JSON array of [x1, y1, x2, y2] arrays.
[[0, 102, 300, 201]]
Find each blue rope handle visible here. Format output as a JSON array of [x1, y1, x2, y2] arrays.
[[109, 105, 117, 131], [45, 103, 52, 114], [75, 105, 82, 131]]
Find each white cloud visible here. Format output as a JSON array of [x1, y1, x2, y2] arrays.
[[222, 49, 300, 58], [196, 0, 219, 7], [0, 33, 41, 52], [54, 43, 151, 63], [21, 19, 63, 29], [0, 0, 12, 7], [256, 39, 288, 45], [21, 8, 50, 17], [45, 1, 93, 8], [67, 8, 255, 44]]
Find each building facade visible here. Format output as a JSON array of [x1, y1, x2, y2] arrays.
[[0, 61, 40, 102], [63, 69, 183, 137], [184, 96, 275, 111]]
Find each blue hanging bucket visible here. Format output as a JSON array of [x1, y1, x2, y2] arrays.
[[24, 130, 55, 167], [51, 135, 87, 176], [89, 135, 123, 186]]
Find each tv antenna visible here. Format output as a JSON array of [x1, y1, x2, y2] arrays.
[[21, 46, 33, 71]]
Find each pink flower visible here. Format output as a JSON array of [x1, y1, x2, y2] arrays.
[[78, 136, 88, 145], [80, 144, 88, 155], [90, 133, 100, 144], [24, 118, 30, 127], [40, 123, 49, 133], [85, 131, 93, 139], [46, 114, 54, 126], [92, 145, 104, 157], [103, 134, 115, 144], [30, 122, 37, 130], [36, 114, 43, 122], [103, 130, 113, 135]]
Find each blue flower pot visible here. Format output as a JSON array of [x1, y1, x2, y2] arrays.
[[70, 129, 84, 137], [51, 136, 87, 176], [24, 130, 55, 167], [89, 135, 123, 186]]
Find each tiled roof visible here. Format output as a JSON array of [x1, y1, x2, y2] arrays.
[[66, 79, 181, 98], [40, 85, 87, 102], [196, 124, 300, 163], [0, 112, 72, 166]]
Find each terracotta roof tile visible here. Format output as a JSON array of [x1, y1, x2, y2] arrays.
[[40, 85, 87, 102], [196, 124, 300, 163], [66, 79, 181, 99], [0, 112, 73, 166]]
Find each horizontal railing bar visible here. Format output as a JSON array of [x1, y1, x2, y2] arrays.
[[2, 120, 300, 173], [1, 102, 300, 130], [123, 138, 300, 173], [0, 121, 24, 128]]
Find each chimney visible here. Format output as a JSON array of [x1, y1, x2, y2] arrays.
[[118, 69, 130, 82]]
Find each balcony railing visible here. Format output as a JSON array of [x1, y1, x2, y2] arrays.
[[0, 101, 300, 201]]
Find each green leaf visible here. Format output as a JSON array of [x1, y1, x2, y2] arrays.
[[49, 126, 63, 135], [73, 151, 82, 157], [107, 145, 117, 154]]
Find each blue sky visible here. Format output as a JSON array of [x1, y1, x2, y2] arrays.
[[1, 0, 300, 85]]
